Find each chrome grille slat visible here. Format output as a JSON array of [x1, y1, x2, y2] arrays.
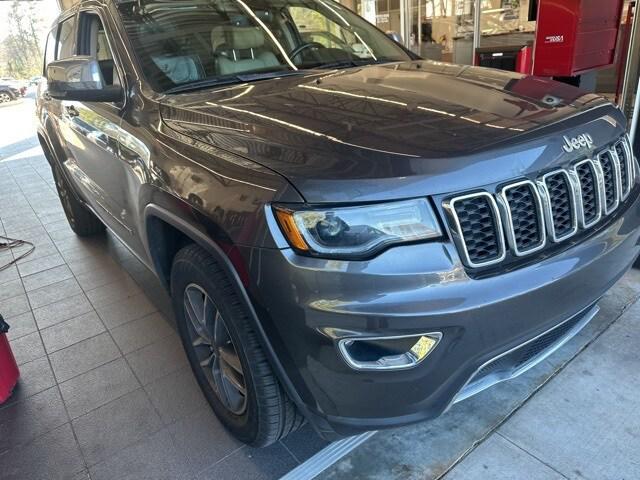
[[614, 138, 633, 199], [597, 150, 621, 214], [498, 180, 546, 256], [446, 135, 635, 269], [446, 192, 506, 268], [571, 159, 602, 229], [538, 170, 578, 242]]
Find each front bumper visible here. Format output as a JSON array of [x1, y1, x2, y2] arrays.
[[242, 191, 640, 438]]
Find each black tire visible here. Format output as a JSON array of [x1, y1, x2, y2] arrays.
[[51, 164, 105, 236], [171, 244, 305, 447], [0, 91, 13, 103]]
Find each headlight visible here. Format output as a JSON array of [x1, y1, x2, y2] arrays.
[[273, 198, 442, 258]]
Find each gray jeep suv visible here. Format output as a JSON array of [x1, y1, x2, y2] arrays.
[[37, 0, 640, 446]]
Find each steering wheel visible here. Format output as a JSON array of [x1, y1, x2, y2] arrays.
[[288, 42, 326, 60]]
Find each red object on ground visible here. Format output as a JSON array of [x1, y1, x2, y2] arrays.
[[533, 0, 624, 77], [0, 315, 20, 404]]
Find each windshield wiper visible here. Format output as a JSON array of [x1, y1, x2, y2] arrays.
[[165, 70, 306, 94], [310, 58, 398, 70]]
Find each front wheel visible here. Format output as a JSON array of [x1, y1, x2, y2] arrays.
[[171, 244, 305, 446], [51, 164, 105, 236]]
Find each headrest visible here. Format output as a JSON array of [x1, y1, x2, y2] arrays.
[[211, 26, 266, 52]]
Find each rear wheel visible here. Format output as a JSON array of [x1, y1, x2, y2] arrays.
[[171, 244, 305, 446], [0, 92, 12, 103], [51, 164, 105, 236]]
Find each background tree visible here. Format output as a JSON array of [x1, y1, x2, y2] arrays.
[[0, 0, 47, 78]]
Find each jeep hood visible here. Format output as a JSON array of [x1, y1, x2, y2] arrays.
[[160, 61, 621, 202]]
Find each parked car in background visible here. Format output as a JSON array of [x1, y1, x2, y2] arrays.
[[29, 76, 43, 86], [0, 77, 27, 96], [0, 84, 18, 103], [37, 0, 640, 448]]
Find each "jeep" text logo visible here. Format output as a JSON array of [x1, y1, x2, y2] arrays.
[[562, 134, 594, 153]]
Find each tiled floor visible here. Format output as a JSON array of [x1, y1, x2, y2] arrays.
[[0, 96, 327, 480]]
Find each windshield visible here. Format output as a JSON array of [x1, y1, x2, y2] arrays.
[[116, 0, 412, 92]]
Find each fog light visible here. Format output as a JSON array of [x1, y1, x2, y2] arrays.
[[338, 333, 441, 371]]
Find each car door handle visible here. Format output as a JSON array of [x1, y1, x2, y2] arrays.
[[65, 105, 79, 117]]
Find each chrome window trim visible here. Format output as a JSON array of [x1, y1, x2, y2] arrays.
[[596, 149, 621, 215], [570, 158, 603, 229], [537, 170, 578, 243], [497, 180, 546, 256], [445, 192, 507, 268]]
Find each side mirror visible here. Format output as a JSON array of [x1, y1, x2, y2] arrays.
[[47, 56, 123, 102]]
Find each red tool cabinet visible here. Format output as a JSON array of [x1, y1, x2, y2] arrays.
[[0, 315, 20, 404], [533, 0, 625, 76]]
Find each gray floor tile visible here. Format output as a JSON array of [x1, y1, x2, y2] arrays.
[[444, 435, 565, 480], [110, 312, 174, 354], [90, 429, 191, 480], [168, 407, 242, 475], [200, 443, 298, 480], [59, 239, 107, 259], [38, 211, 67, 226], [0, 265, 19, 286], [32, 293, 94, 330], [55, 236, 98, 255], [16, 252, 65, 277], [40, 311, 105, 354], [27, 277, 83, 309], [66, 255, 119, 276], [2, 356, 56, 407], [0, 294, 30, 318], [48, 227, 77, 242], [499, 303, 640, 480], [59, 358, 140, 419], [22, 265, 74, 292], [49, 332, 121, 383], [126, 334, 188, 385], [145, 367, 208, 425], [85, 277, 143, 309], [0, 278, 24, 302], [96, 292, 157, 330], [72, 388, 163, 466], [0, 387, 68, 453], [43, 219, 72, 234], [4, 310, 37, 339], [9, 331, 46, 365], [3, 218, 43, 236], [0, 423, 85, 480], [75, 264, 134, 292], [280, 423, 329, 463]]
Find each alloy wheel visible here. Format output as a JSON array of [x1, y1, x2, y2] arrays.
[[0, 93, 10, 103], [55, 174, 76, 228], [184, 283, 247, 415]]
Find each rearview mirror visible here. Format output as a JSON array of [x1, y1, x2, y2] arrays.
[[47, 56, 123, 103]]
